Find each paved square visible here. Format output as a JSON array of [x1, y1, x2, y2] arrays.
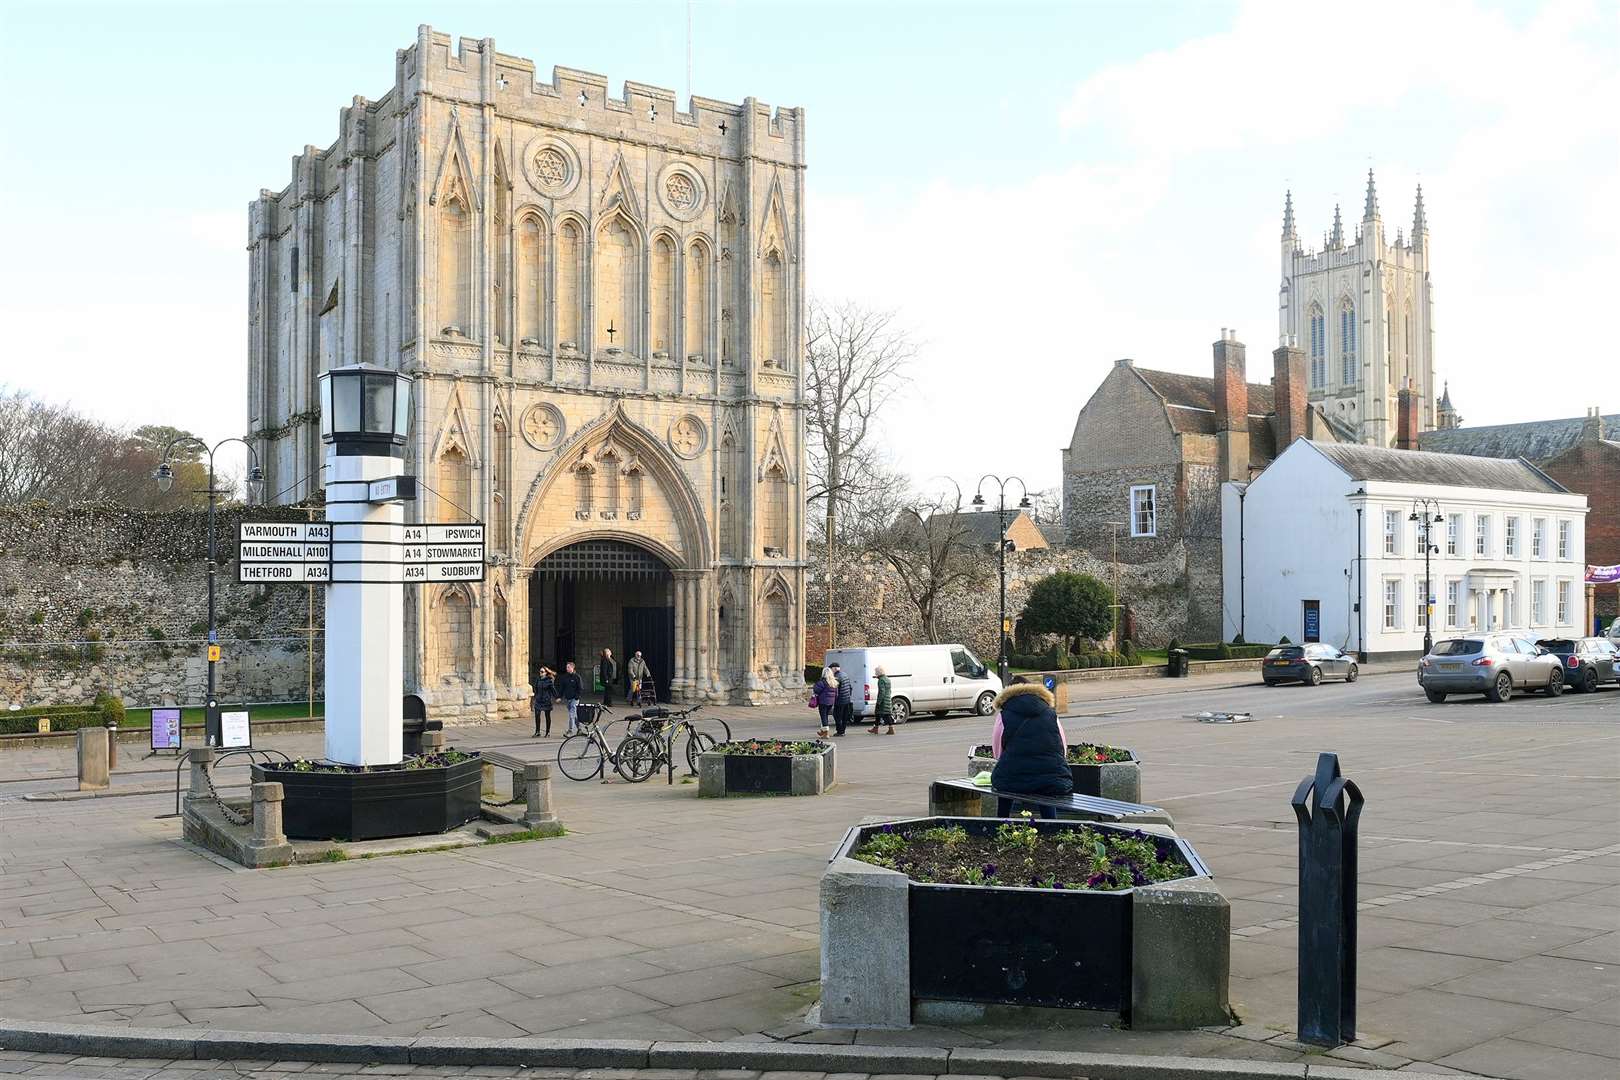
[[2, 671, 1617, 1078]]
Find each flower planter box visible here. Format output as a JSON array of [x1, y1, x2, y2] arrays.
[[697, 740, 835, 797], [820, 815, 1228, 1030], [252, 753, 483, 841], [968, 743, 1142, 803]]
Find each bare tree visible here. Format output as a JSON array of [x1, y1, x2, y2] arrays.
[[804, 301, 915, 646], [1025, 487, 1063, 525], [854, 477, 988, 643]]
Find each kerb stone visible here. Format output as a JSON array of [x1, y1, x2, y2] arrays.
[[819, 855, 910, 1028], [1131, 875, 1232, 1030]]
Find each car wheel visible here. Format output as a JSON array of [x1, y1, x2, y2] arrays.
[[1345, 664, 1359, 683], [1581, 669, 1597, 694], [975, 691, 997, 716], [1487, 672, 1513, 703], [890, 698, 911, 724], [1424, 689, 1447, 703], [1545, 668, 1564, 697], [1308, 666, 1323, 686]]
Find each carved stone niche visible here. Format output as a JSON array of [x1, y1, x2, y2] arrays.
[[688, 353, 708, 366]]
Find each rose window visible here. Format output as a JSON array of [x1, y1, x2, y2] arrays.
[[665, 173, 698, 210], [533, 149, 568, 186]]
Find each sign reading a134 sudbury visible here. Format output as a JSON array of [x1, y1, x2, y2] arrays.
[[237, 521, 485, 583]]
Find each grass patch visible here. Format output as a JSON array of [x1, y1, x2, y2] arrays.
[[115, 701, 322, 730], [484, 826, 566, 844]]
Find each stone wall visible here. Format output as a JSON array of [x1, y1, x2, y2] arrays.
[[809, 540, 1197, 660], [0, 505, 325, 708]]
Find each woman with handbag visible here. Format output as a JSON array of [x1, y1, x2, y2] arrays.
[[811, 667, 837, 737]]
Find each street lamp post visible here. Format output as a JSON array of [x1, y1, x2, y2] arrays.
[[972, 474, 1030, 685], [1408, 498, 1444, 655], [155, 438, 264, 745], [1105, 521, 1126, 648]]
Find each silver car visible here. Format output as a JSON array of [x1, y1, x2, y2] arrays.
[[1418, 635, 1566, 703]]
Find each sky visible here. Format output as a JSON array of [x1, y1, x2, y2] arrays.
[[1, 0, 1615, 495]]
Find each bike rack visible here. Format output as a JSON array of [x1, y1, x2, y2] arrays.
[[171, 747, 294, 817]]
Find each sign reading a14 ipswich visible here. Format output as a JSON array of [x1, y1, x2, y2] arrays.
[[237, 521, 484, 584]]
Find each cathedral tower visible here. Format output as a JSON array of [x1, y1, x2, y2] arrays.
[[247, 27, 808, 712], [1277, 173, 1437, 446]]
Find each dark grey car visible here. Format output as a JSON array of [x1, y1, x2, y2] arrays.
[[1262, 644, 1359, 686], [1418, 635, 1565, 702], [1536, 637, 1620, 694]]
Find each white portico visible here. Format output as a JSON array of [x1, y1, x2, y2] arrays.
[[1222, 441, 1588, 661]]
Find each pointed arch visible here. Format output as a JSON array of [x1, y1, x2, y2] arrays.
[[597, 151, 643, 222], [624, 459, 646, 517], [428, 582, 475, 683], [491, 405, 510, 551], [1338, 296, 1357, 385], [432, 110, 480, 338], [572, 457, 596, 516], [650, 230, 677, 357], [517, 403, 713, 569], [556, 214, 585, 349], [492, 585, 510, 686], [596, 444, 622, 515], [685, 236, 712, 363], [716, 579, 740, 675], [595, 207, 642, 354], [431, 386, 480, 524], [759, 573, 794, 673], [1307, 302, 1326, 388], [515, 208, 549, 346]]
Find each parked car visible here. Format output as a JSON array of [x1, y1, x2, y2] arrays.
[[1417, 635, 1565, 702], [1535, 637, 1620, 694], [1262, 643, 1359, 686], [822, 643, 1002, 724]]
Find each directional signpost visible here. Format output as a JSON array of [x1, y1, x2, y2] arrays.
[[239, 522, 483, 584]]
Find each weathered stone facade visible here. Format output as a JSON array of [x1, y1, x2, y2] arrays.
[[247, 27, 807, 713], [0, 506, 324, 708]]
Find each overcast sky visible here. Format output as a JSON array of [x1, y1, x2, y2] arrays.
[[1, 0, 1613, 495]]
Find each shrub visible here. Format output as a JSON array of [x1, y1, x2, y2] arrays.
[[28, 611, 45, 625], [1217, 642, 1233, 660], [94, 692, 126, 727], [77, 608, 96, 628], [1022, 572, 1115, 650], [1122, 640, 1139, 664]]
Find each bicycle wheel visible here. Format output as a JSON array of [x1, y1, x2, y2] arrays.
[[614, 734, 659, 783], [557, 733, 605, 781], [684, 729, 717, 774]]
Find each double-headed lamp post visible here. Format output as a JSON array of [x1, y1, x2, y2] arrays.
[[972, 475, 1030, 685], [154, 437, 264, 745], [1408, 498, 1444, 655]]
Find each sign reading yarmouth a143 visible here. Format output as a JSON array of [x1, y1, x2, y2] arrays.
[[237, 521, 484, 584]]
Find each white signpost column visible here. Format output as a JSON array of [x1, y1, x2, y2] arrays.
[[325, 451, 405, 766]]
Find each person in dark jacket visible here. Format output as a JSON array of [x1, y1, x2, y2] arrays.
[[832, 664, 854, 737], [812, 668, 838, 736], [558, 661, 584, 735], [598, 649, 618, 706], [867, 666, 895, 735], [532, 667, 557, 738], [989, 681, 1072, 819]]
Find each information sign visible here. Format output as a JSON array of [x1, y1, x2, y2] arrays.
[[151, 708, 182, 750], [237, 519, 485, 584], [207, 644, 221, 662], [220, 709, 251, 749]]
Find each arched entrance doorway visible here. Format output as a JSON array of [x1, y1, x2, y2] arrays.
[[529, 539, 675, 702]]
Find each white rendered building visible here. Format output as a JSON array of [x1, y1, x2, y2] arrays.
[[1221, 441, 1587, 660], [1279, 173, 1436, 446]]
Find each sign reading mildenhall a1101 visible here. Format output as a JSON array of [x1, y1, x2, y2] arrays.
[[237, 522, 485, 584]]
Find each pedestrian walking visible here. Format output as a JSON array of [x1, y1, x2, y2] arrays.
[[627, 650, 650, 700], [812, 666, 837, 737], [532, 667, 557, 737], [988, 678, 1071, 819], [559, 661, 584, 735], [867, 665, 895, 735], [598, 648, 618, 706], [832, 662, 854, 737]]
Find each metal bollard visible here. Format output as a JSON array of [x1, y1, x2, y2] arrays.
[[106, 724, 118, 771], [1291, 752, 1365, 1048], [521, 762, 563, 834], [186, 746, 215, 800]]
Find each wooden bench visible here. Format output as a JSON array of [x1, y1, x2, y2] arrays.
[[929, 775, 1175, 827], [482, 750, 538, 803]]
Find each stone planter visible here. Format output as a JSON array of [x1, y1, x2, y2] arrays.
[[968, 743, 1142, 803], [819, 815, 1228, 1030], [698, 741, 835, 797], [252, 753, 482, 841]]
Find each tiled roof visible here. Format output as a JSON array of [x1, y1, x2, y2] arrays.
[[1311, 442, 1567, 493], [1418, 414, 1619, 461], [1135, 368, 1275, 417]]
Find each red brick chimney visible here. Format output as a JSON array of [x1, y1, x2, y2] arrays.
[[1396, 380, 1420, 450], [1272, 341, 1308, 451], [1214, 329, 1250, 482]]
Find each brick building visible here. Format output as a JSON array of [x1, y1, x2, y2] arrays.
[[1422, 408, 1619, 627], [1060, 331, 1346, 643]]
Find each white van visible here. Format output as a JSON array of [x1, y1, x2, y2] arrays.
[[822, 644, 1003, 724]]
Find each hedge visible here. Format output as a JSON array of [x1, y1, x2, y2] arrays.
[[1183, 642, 1274, 660], [804, 664, 824, 683], [0, 712, 113, 735]]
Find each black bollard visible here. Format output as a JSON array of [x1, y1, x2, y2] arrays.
[[1291, 751, 1364, 1048]]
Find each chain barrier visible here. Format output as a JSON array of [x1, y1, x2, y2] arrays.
[[200, 762, 252, 825]]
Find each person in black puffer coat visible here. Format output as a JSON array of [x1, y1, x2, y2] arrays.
[[989, 681, 1072, 819]]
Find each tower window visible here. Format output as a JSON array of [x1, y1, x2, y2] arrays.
[[1308, 305, 1326, 388], [1339, 301, 1356, 385]]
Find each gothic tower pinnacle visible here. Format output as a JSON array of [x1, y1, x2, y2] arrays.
[[1282, 190, 1296, 241], [1329, 203, 1344, 248], [1412, 183, 1427, 252], [1362, 168, 1380, 223]]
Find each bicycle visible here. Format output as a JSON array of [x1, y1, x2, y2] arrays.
[[556, 704, 659, 783], [623, 703, 733, 776]]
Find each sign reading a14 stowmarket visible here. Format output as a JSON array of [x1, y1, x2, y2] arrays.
[[237, 521, 484, 584]]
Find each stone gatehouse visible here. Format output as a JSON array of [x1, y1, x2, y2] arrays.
[[247, 27, 807, 715]]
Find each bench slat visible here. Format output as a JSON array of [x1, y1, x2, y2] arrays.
[[931, 776, 1162, 817]]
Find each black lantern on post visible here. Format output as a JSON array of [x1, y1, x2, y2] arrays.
[[319, 364, 413, 458]]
